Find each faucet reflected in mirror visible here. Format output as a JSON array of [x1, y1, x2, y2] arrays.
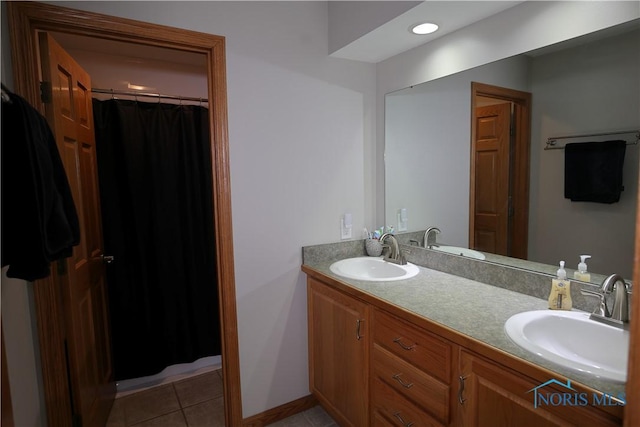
[[410, 226, 441, 249], [385, 21, 639, 284], [424, 227, 440, 249]]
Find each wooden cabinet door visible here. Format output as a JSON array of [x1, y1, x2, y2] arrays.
[[457, 350, 620, 427], [308, 278, 369, 427], [39, 32, 115, 427]]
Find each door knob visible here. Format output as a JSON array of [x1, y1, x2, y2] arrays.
[[101, 254, 115, 264]]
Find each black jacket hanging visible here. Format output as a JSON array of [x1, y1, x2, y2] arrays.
[[1, 86, 80, 281]]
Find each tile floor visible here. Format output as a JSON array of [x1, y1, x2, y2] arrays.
[[106, 369, 336, 426]]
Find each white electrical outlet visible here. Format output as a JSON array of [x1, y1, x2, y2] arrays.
[[397, 208, 408, 232], [341, 213, 353, 239]]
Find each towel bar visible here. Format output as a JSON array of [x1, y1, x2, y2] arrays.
[[544, 130, 639, 150]]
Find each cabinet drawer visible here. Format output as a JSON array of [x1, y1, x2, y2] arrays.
[[374, 309, 451, 383], [374, 346, 450, 424], [372, 376, 444, 427]]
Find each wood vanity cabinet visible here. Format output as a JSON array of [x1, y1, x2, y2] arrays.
[[457, 350, 622, 427], [371, 309, 452, 426], [305, 273, 623, 427], [308, 277, 369, 426]]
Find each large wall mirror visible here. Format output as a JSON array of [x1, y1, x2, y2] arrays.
[[385, 20, 640, 284]]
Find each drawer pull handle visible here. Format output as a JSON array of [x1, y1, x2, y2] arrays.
[[393, 412, 414, 427], [392, 373, 414, 389], [356, 319, 363, 340], [458, 375, 468, 404], [393, 337, 415, 351]]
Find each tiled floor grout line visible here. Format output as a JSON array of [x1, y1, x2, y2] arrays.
[[111, 369, 333, 427]]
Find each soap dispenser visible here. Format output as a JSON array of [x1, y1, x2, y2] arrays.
[[573, 255, 591, 282], [548, 261, 572, 310]]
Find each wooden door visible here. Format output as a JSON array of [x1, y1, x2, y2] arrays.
[[472, 103, 511, 256], [38, 32, 115, 427], [308, 278, 369, 427]]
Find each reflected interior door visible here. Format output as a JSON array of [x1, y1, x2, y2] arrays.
[[38, 32, 115, 427], [472, 102, 512, 256]]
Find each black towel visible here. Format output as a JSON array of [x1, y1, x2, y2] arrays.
[[1, 87, 80, 280], [564, 140, 626, 204]]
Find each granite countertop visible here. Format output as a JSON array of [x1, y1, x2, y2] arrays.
[[302, 251, 626, 399]]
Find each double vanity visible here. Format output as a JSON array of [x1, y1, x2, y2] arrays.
[[302, 239, 627, 426]]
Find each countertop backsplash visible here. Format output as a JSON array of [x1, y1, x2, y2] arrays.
[[302, 238, 605, 313]]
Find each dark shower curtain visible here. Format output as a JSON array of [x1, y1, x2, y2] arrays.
[[92, 99, 221, 381]]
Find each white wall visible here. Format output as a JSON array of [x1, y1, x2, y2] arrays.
[[1, 270, 47, 427], [376, 1, 640, 224], [54, 46, 208, 103], [39, 0, 377, 418], [58, 47, 209, 103], [528, 30, 639, 278], [385, 55, 530, 247]]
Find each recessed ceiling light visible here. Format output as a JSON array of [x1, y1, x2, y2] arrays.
[[411, 23, 439, 35], [127, 83, 156, 91]]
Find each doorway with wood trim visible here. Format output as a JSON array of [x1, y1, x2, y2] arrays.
[[470, 82, 532, 260], [6, 2, 241, 426]]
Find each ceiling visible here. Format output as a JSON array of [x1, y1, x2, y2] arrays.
[[53, 1, 526, 67], [331, 1, 525, 63]]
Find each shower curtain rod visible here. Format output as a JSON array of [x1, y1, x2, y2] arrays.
[[92, 88, 208, 103]]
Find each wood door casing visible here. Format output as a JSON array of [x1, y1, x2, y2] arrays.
[[7, 2, 240, 425], [38, 32, 115, 427], [473, 102, 511, 255]]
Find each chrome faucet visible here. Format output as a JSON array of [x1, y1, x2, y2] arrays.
[[601, 274, 630, 323], [586, 274, 630, 328], [423, 227, 441, 249], [379, 233, 407, 265]]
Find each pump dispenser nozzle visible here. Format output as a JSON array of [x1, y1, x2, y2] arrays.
[[556, 261, 567, 280], [549, 260, 572, 310], [574, 255, 592, 281]]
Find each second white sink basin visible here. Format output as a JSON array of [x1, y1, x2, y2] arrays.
[[505, 310, 629, 383], [329, 257, 419, 282], [431, 245, 486, 260]]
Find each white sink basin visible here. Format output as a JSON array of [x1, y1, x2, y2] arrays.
[[329, 257, 420, 282], [432, 245, 486, 260], [505, 310, 629, 383]]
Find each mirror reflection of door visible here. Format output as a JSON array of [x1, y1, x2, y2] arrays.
[[470, 82, 532, 259], [473, 102, 511, 255]]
